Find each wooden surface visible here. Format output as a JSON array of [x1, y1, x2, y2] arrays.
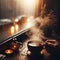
[[3, 40, 60, 60]]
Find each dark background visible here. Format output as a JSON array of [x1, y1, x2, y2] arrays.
[[45, 0, 60, 35]]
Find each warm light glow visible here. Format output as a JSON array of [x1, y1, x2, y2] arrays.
[[11, 42, 20, 50], [14, 45, 16, 48], [26, 18, 31, 28], [12, 45, 17, 50], [15, 24, 19, 32], [27, 51, 31, 55], [16, 0, 37, 16], [23, 0, 36, 16], [30, 16, 34, 19], [11, 26, 15, 34], [27, 18, 30, 22], [23, 0, 36, 6], [15, 19, 19, 22], [25, 17, 35, 29], [5, 49, 13, 54]]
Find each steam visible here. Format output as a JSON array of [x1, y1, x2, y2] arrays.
[[26, 3, 57, 42]]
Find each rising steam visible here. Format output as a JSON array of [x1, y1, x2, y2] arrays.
[[26, 2, 57, 42]]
